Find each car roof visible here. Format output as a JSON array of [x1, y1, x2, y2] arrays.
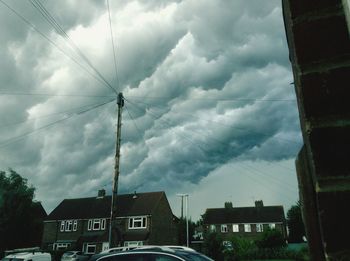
[[96, 247, 213, 261]]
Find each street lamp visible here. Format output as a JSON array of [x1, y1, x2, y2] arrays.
[[177, 193, 189, 247]]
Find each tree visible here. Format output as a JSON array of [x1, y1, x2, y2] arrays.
[[255, 228, 287, 249], [203, 232, 224, 261], [0, 169, 46, 255], [286, 201, 305, 243], [177, 217, 195, 246]]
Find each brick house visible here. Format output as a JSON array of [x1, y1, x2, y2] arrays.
[[42, 190, 178, 253], [202, 201, 287, 242]]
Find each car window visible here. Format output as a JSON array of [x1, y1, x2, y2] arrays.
[[100, 254, 144, 261], [152, 254, 181, 261]]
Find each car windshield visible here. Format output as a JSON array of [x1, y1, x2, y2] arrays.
[[178, 252, 213, 261]]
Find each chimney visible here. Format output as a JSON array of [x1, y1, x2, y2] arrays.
[[255, 200, 264, 208], [97, 189, 106, 198], [224, 202, 233, 209]]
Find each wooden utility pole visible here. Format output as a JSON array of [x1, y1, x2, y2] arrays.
[[109, 92, 124, 248]]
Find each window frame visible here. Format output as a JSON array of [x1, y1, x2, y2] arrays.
[[209, 224, 216, 232], [65, 220, 73, 232], [244, 224, 251, 232], [232, 224, 239, 232], [85, 243, 96, 254], [256, 223, 263, 232], [93, 219, 101, 230], [128, 216, 147, 229], [73, 220, 78, 231], [60, 221, 65, 232], [221, 224, 228, 233], [269, 223, 276, 229], [101, 219, 106, 230]]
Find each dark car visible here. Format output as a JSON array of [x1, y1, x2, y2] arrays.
[[95, 247, 213, 261]]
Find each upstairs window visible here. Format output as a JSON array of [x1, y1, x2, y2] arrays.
[[129, 217, 147, 229], [60, 220, 77, 232], [88, 218, 106, 231], [256, 223, 263, 232], [60, 221, 65, 232], [232, 224, 239, 232], [269, 223, 276, 229], [244, 224, 251, 232], [221, 224, 228, 233], [209, 225, 216, 232]]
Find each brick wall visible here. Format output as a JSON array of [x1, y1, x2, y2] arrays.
[[283, 0, 350, 259]]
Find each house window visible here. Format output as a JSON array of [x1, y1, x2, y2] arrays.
[[232, 224, 239, 232], [256, 224, 263, 232], [101, 219, 106, 230], [88, 220, 93, 231], [209, 225, 216, 232], [60, 221, 65, 232], [244, 224, 251, 232], [124, 241, 143, 247], [73, 220, 78, 231], [221, 224, 228, 233], [54, 243, 71, 250], [93, 219, 101, 230], [128, 217, 147, 229], [85, 243, 96, 254], [269, 223, 276, 229], [65, 220, 73, 231]]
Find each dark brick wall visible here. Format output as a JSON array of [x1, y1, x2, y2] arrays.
[[148, 194, 178, 245], [283, 0, 350, 259]]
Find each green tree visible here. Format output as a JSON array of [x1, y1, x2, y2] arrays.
[[177, 217, 195, 246], [287, 201, 305, 243], [203, 232, 224, 261], [255, 228, 287, 249], [0, 169, 45, 255]]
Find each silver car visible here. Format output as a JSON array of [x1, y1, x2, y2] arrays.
[[96, 247, 213, 261]]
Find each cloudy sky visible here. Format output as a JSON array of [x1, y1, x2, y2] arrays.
[[0, 0, 302, 220]]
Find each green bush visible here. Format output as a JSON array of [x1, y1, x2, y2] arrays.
[[255, 228, 286, 249]]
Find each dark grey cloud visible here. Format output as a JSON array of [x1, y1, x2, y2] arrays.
[[0, 0, 301, 215]]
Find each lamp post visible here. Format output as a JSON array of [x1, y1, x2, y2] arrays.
[[177, 193, 189, 247]]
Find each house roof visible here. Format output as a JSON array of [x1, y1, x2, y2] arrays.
[[203, 205, 285, 224], [46, 191, 166, 220]]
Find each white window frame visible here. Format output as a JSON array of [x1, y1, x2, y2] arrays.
[[124, 241, 143, 247], [232, 224, 239, 232], [209, 224, 216, 232], [54, 243, 70, 250], [73, 220, 78, 231], [85, 243, 96, 254], [101, 219, 106, 230], [88, 220, 93, 231], [60, 221, 65, 232], [65, 220, 73, 232], [93, 219, 101, 230], [269, 223, 276, 229], [244, 224, 251, 232], [221, 224, 228, 233], [128, 216, 147, 229], [256, 223, 263, 232]]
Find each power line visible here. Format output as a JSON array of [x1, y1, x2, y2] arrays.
[[107, 0, 120, 90], [126, 95, 297, 102], [0, 98, 115, 149], [28, 0, 118, 94], [0, 98, 116, 130], [0, 91, 116, 98], [0, 0, 114, 92], [124, 104, 144, 141]]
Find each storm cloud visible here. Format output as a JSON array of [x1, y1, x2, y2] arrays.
[[0, 0, 301, 218]]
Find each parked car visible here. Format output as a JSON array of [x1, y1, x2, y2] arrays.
[[95, 247, 213, 261], [2, 251, 51, 261], [61, 251, 90, 261]]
